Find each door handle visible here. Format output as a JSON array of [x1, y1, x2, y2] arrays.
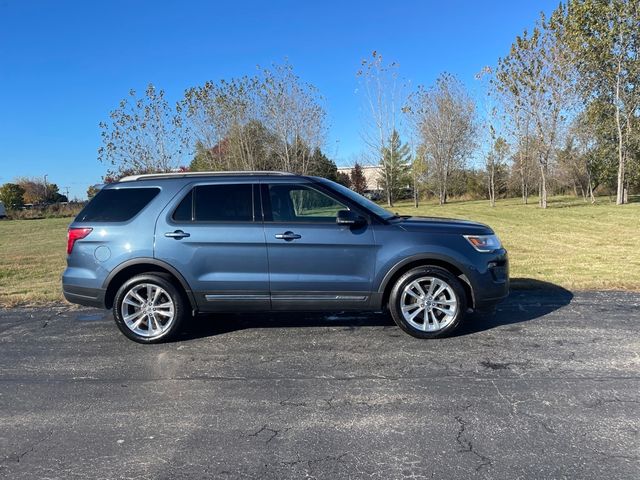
[[165, 230, 191, 239], [275, 231, 302, 241]]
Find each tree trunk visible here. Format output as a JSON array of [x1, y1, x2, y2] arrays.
[[614, 56, 626, 205], [539, 162, 547, 209], [520, 162, 527, 205], [488, 166, 496, 207]]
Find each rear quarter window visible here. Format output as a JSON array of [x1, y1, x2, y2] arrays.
[[75, 187, 160, 222]]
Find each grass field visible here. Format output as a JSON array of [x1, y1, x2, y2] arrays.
[[1, 195, 639, 306]]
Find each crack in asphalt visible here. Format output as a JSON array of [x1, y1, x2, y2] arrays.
[[247, 425, 291, 444], [280, 452, 350, 477], [1, 429, 54, 467], [584, 396, 640, 408], [454, 416, 493, 472]]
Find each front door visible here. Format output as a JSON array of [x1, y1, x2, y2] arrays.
[[261, 181, 377, 310], [155, 182, 269, 312]]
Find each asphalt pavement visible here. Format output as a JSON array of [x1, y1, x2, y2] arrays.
[[1, 288, 639, 479]]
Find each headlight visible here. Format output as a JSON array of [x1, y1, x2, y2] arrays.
[[463, 234, 502, 252]]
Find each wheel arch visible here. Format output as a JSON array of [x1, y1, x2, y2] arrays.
[[103, 258, 197, 312], [377, 255, 475, 311]]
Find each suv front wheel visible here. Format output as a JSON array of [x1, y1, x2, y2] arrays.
[[113, 273, 187, 343], [389, 266, 467, 338]]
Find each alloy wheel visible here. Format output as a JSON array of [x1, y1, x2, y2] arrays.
[[399, 276, 458, 332], [120, 283, 176, 338]]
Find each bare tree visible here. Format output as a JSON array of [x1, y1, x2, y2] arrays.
[[180, 63, 326, 174], [181, 77, 272, 171], [259, 62, 326, 174], [357, 51, 406, 207], [98, 84, 183, 176], [407, 73, 476, 205]]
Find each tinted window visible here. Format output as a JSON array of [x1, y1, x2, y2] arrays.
[[316, 178, 394, 220], [75, 188, 160, 222], [268, 184, 346, 222], [173, 190, 193, 222], [193, 184, 253, 222]]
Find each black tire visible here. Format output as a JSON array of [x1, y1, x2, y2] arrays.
[[389, 266, 467, 339], [113, 273, 187, 344]]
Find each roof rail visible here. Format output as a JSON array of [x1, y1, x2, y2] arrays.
[[119, 171, 296, 182]]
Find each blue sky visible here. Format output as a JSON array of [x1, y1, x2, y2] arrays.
[[0, 0, 558, 200]]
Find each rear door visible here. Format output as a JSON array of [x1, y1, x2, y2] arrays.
[[261, 180, 377, 310], [155, 181, 269, 312]]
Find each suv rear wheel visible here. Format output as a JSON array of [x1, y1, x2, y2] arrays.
[[113, 274, 187, 343], [389, 266, 467, 338]]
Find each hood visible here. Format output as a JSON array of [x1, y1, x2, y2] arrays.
[[394, 216, 493, 235]]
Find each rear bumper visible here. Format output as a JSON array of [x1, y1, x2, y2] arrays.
[[63, 285, 106, 309]]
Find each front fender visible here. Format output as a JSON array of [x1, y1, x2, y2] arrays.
[[375, 248, 475, 295]]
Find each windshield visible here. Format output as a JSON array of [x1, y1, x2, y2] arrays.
[[317, 178, 395, 220]]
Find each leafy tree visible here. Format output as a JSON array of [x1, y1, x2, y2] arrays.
[[0, 183, 25, 209], [181, 63, 326, 175], [495, 10, 575, 208], [564, 0, 640, 204], [407, 73, 476, 205], [409, 146, 428, 208], [379, 131, 410, 206], [15, 177, 61, 204], [188, 120, 278, 172], [182, 76, 266, 171], [86, 185, 101, 199], [349, 163, 367, 194], [99, 84, 183, 177], [486, 137, 509, 207]]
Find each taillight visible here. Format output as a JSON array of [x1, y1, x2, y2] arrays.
[[67, 227, 92, 254]]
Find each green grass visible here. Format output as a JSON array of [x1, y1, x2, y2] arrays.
[[0, 217, 71, 305], [392, 195, 640, 292], [0, 195, 638, 306]]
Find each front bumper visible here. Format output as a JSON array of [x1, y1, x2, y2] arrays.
[[469, 249, 509, 310]]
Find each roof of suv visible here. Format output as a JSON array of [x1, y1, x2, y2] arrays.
[[119, 171, 298, 182]]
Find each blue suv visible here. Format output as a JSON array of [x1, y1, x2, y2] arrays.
[[63, 172, 509, 343]]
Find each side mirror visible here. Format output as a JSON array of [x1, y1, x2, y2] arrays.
[[336, 210, 366, 226]]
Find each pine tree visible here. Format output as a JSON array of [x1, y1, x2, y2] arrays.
[[379, 130, 410, 206], [350, 162, 367, 194]]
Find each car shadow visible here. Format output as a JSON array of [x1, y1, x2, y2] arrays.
[[177, 278, 573, 341], [453, 278, 573, 336]]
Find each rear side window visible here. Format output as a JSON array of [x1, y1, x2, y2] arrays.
[[75, 188, 160, 222], [173, 184, 253, 222]]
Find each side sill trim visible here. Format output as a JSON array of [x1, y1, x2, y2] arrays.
[[272, 295, 368, 301], [205, 294, 270, 301]]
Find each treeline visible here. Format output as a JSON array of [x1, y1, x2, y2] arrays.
[[98, 64, 345, 181], [98, 0, 639, 208], [0, 177, 67, 209]]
